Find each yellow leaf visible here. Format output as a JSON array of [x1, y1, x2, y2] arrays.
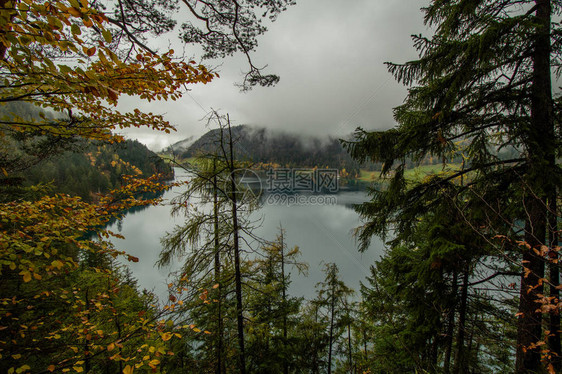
[[73, 367, 83, 373], [20, 271, 31, 283], [11, 354, 21, 359], [107, 343, 115, 351], [161, 332, 172, 341], [123, 365, 134, 374], [148, 359, 160, 369]]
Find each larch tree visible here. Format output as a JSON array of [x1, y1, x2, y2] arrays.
[[344, 1, 561, 372], [160, 111, 265, 373]]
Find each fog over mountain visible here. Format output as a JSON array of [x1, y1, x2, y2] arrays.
[[174, 125, 361, 173], [116, 0, 430, 151]]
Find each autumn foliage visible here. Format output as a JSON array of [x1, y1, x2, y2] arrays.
[[0, 0, 215, 141], [0, 0, 216, 372]]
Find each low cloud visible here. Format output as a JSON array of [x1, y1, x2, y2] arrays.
[[119, 0, 430, 151]]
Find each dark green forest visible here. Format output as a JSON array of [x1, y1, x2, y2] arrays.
[[23, 139, 173, 200], [174, 125, 363, 175], [0, 101, 172, 201]]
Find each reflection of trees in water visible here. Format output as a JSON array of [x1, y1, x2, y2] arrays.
[[112, 190, 167, 231], [85, 189, 166, 238]]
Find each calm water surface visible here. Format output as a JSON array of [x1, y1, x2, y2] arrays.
[[108, 168, 385, 301]]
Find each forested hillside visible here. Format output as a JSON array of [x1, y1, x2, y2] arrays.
[[177, 125, 362, 175], [173, 125, 474, 178], [1, 101, 172, 201], [24, 139, 172, 200]]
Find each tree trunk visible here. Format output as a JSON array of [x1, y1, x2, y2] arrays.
[[516, 1, 552, 372], [280, 229, 289, 374], [328, 281, 335, 374], [453, 266, 469, 374], [548, 193, 560, 370], [444, 269, 458, 374], [347, 322, 353, 373], [313, 304, 320, 374], [212, 161, 225, 374], [227, 120, 246, 374]]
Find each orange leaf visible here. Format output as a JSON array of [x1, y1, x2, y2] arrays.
[[107, 88, 118, 101], [67, 7, 81, 17]]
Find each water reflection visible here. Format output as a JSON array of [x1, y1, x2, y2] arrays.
[[108, 168, 385, 301]]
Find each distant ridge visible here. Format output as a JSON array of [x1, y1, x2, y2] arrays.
[[176, 125, 361, 175], [162, 135, 196, 154]]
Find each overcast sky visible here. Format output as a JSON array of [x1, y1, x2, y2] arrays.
[[117, 1, 430, 151]]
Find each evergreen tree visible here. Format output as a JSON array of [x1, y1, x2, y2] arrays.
[[159, 152, 234, 373], [344, 1, 561, 371], [315, 263, 354, 374], [245, 228, 308, 373], [294, 300, 330, 373]]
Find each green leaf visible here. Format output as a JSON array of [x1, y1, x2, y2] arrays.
[[102, 29, 112, 43], [71, 23, 81, 35]]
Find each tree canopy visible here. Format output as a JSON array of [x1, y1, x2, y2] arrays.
[[344, 0, 561, 372]]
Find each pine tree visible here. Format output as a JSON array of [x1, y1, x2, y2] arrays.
[[344, 1, 561, 371], [315, 263, 354, 374], [245, 228, 308, 373]]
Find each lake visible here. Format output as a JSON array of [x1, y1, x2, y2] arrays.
[[107, 168, 386, 301]]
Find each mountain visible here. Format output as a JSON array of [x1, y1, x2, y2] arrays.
[[177, 125, 361, 176], [162, 135, 196, 154]]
